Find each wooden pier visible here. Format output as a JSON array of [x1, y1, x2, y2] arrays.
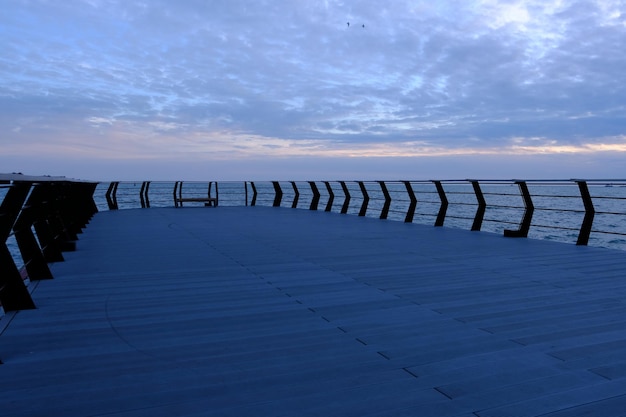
[[2, 206, 626, 416]]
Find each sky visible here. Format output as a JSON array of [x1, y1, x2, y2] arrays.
[[1, 0, 626, 181]]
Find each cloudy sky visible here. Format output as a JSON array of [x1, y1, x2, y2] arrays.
[[2, 0, 626, 180]]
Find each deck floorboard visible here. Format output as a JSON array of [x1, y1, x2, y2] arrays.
[[2, 206, 626, 416]]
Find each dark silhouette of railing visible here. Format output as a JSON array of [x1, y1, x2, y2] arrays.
[[97, 179, 626, 250], [0, 174, 97, 318], [243, 180, 611, 245], [4, 177, 626, 313]]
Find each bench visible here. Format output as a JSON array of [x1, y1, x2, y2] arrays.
[[173, 181, 218, 207]]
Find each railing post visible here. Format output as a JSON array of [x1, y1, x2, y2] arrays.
[[140, 182, 146, 208], [173, 182, 180, 207], [358, 181, 369, 217], [245, 181, 248, 206], [106, 181, 119, 210], [324, 182, 334, 212], [340, 181, 350, 214], [290, 181, 299, 208], [0, 181, 37, 311], [378, 181, 391, 220], [204, 181, 218, 207], [309, 181, 321, 211], [86, 182, 99, 219], [48, 183, 77, 251], [272, 181, 283, 207], [470, 180, 486, 231], [140, 181, 149, 208], [403, 181, 417, 223], [50, 182, 80, 247], [174, 181, 187, 207], [144, 181, 151, 208], [66, 182, 97, 238], [13, 184, 57, 278], [52, 183, 77, 242], [250, 182, 258, 206], [576, 180, 595, 246], [24, 184, 65, 263], [504, 181, 534, 238], [59, 181, 94, 235], [433, 181, 448, 227]]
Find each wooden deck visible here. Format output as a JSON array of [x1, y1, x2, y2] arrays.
[[2, 206, 626, 416]]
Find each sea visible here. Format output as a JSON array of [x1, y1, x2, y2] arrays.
[[3, 180, 626, 269]]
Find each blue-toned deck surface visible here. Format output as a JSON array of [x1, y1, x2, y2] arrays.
[[2, 206, 626, 416]]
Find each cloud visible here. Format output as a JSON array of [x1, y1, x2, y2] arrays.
[[1, 0, 626, 179]]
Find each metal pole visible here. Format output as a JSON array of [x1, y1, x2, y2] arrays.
[[272, 181, 283, 207], [403, 181, 417, 223], [378, 181, 391, 220], [309, 181, 321, 211], [433, 181, 448, 227], [324, 182, 334, 212], [470, 180, 486, 231], [576, 181, 595, 246], [358, 181, 369, 217]]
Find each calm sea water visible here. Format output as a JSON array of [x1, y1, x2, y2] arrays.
[[3, 181, 626, 268]]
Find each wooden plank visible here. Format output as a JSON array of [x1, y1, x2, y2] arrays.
[[475, 381, 626, 417], [3, 206, 626, 416]]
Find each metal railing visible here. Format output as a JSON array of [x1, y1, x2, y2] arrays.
[[5, 175, 626, 365], [3, 177, 626, 315], [95, 179, 626, 251], [0, 174, 98, 318]]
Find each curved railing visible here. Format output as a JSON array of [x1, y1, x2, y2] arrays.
[[3, 176, 626, 315], [0, 174, 98, 315], [4, 175, 626, 365], [95, 179, 626, 251]]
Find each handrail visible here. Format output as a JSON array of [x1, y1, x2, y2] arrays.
[[86, 179, 626, 251], [5, 176, 626, 336], [173, 181, 218, 207], [1, 176, 98, 313], [6, 176, 626, 309]]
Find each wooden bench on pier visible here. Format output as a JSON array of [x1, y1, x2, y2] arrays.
[[173, 181, 218, 207]]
